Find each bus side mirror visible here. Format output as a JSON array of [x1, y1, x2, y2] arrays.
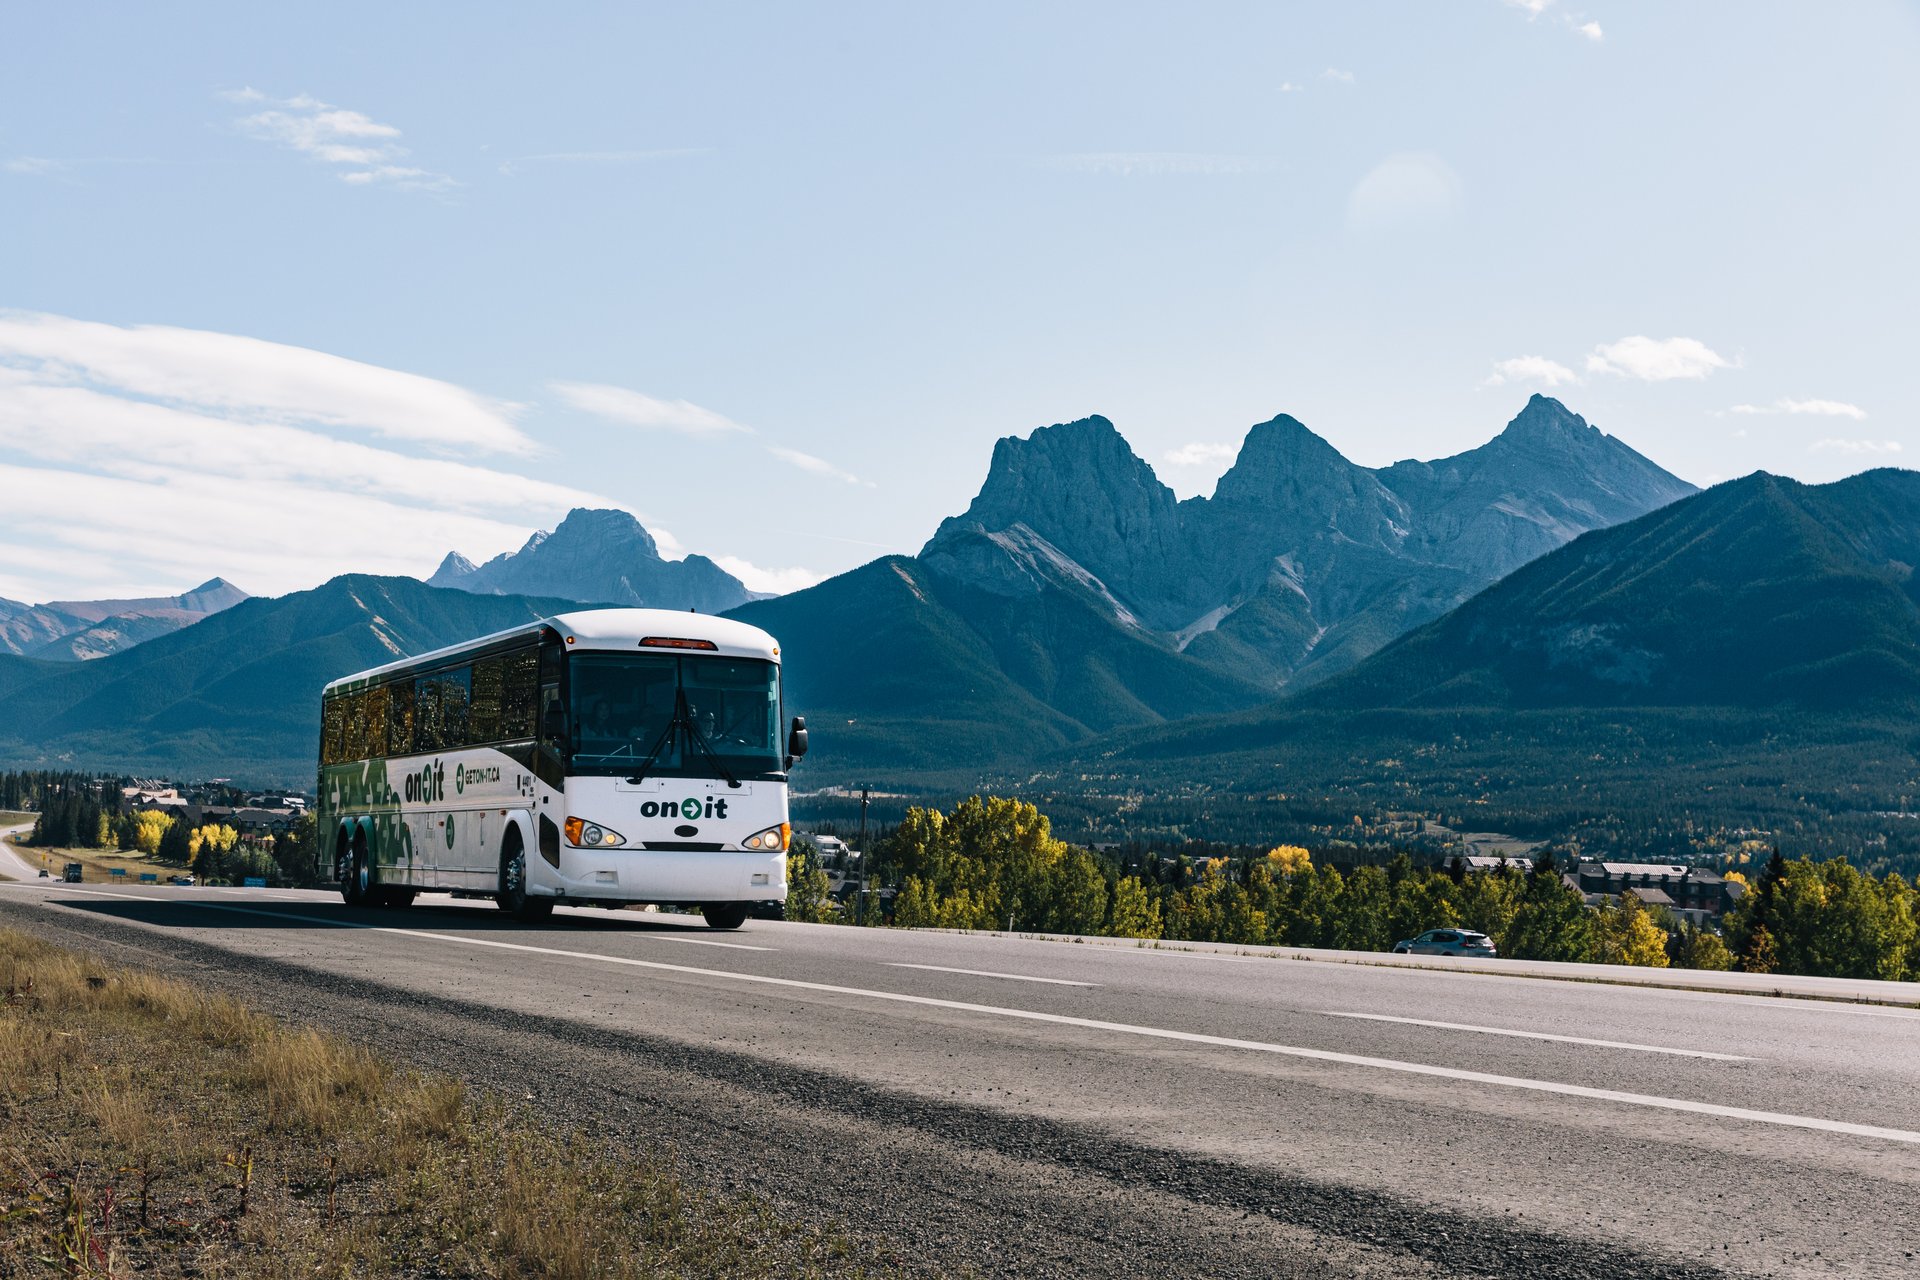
[[787, 716, 808, 763]]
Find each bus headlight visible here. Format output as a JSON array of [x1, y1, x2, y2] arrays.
[[564, 817, 627, 848], [741, 823, 790, 852]]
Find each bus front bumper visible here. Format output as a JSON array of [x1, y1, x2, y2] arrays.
[[526, 846, 786, 905]]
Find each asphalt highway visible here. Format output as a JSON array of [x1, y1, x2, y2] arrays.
[[1, 858, 1912, 1278]]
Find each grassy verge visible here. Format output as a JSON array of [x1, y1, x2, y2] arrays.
[[0, 928, 900, 1278], [1, 839, 186, 883]]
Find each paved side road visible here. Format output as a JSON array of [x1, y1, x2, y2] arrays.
[[3, 880, 1916, 1279]]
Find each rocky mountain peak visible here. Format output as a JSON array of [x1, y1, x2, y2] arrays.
[[544, 507, 659, 557], [939, 415, 1170, 532], [423, 508, 750, 612], [1212, 413, 1374, 508], [427, 552, 477, 587], [1503, 393, 1590, 436]]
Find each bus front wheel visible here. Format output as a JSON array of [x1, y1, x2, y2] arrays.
[[702, 903, 750, 931], [497, 833, 554, 923]]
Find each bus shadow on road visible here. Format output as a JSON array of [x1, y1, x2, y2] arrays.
[[42, 892, 748, 937]]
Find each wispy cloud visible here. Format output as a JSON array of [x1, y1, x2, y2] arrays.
[[554, 380, 869, 499], [1277, 82, 1306, 94], [1810, 438, 1902, 456], [0, 311, 530, 453], [766, 445, 868, 486], [1322, 68, 1356, 84], [1484, 355, 1579, 388], [5, 156, 159, 178], [0, 313, 615, 601], [1347, 152, 1462, 231], [709, 557, 823, 595], [223, 88, 453, 191], [1504, 1, 1603, 42], [497, 148, 710, 177], [1730, 398, 1866, 420], [549, 382, 750, 435], [1163, 442, 1238, 468], [1033, 152, 1271, 177], [1586, 335, 1732, 381]]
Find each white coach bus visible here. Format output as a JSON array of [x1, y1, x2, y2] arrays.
[[315, 609, 806, 928]]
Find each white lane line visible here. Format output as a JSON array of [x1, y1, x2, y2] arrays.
[[22, 885, 776, 949], [1321, 1011, 1754, 1061], [648, 935, 775, 951], [24, 887, 1919, 1147], [887, 963, 1096, 987]]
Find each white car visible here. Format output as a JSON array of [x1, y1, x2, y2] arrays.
[[1393, 928, 1498, 958]]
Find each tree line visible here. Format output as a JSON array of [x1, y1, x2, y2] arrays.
[[10, 771, 319, 886], [787, 795, 1920, 983]]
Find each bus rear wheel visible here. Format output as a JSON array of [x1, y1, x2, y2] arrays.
[[701, 903, 750, 931], [339, 835, 369, 907], [496, 833, 554, 923]]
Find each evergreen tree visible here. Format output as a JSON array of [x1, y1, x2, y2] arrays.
[[157, 813, 193, 866]]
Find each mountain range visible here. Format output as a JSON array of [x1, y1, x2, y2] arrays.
[[0, 576, 583, 780], [1019, 468, 1920, 866], [427, 507, 756, 613], [1295, 468, 1920, 713], [0, 578, 249, 662], [7, 393, 1912, 863], [734, 395, 1696, 767]]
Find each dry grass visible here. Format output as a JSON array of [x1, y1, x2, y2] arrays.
[[3, 838, 184, 883], [0, 929, 898, 1278]]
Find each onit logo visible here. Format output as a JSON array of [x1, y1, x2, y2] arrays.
[[637, 797, 729, 821], [404, 761, 445, 804]]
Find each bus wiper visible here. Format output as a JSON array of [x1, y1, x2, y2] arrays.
[[622, 693, 684, 787], [681, 700, 742, 790]]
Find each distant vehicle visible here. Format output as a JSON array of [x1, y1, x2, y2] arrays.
[[37, 868, 49, 878], [61, 862, 83, 883], [316, 609, 805, 929], [169, 874, 195, 886], [1393, 928, 1497, 958]]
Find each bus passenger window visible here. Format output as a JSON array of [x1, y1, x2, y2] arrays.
[[500, 647, 538, 739], [387, 681, 416, 756], [439, 667, 472, 747], [538, 640, 566, 754], [321, 694, 346, 765], [414, 675, 443, 752], [365, 685, 389, 754], [342, 690, 368, 760], [470, 656, 504, 743]]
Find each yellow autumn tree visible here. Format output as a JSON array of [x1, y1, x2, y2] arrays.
[[130, 810, 174, 856], [1265, 844, 1312, 875], [188, 823, 240, 870], [1593, 892, 1670, 968]]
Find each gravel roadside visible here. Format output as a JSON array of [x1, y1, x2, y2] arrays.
[[0, 896, 1742, 1280]]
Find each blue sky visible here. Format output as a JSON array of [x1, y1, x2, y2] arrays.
[[1, 2, 1915, 602]]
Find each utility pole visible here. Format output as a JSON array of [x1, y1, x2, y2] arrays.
[[856, 786, 872, 925]]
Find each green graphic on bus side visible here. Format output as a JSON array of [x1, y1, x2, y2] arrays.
[[318, 757, 411, 874]]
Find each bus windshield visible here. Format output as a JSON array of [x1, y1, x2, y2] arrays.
[[568, 652, 783, 778]]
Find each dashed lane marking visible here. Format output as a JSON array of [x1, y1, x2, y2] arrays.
[[887, 963, 1096, 987], [1321, 1011, 1755, 1061]]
